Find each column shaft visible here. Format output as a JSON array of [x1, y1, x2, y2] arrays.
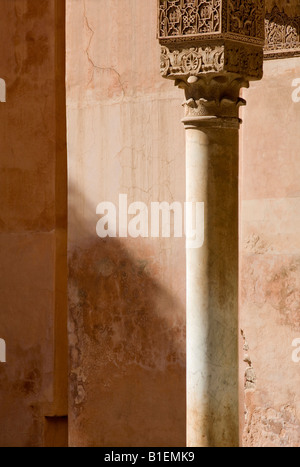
[[157, 1, 264, 444], [186, 122, 239, 447]]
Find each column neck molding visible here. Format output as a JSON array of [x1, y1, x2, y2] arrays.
[[182, 116, 241, 130]]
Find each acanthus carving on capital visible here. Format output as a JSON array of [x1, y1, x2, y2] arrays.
[[180, 74, 249, 120], [159, 42, 263, 119]]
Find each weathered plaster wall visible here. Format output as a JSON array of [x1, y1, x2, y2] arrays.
[[0, 0, 67, 447], [1, 0, 298, 449], [66, 0, 186, 447], [240, 58, 300, 447], [66, 0, 300, 447]]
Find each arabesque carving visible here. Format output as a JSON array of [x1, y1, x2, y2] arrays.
[[265, 5, 300, 58], [158, 0, 265, 46], [158, 0, 222, 39], [157, 0, 265, 120], [160, 44, 263, 81], [160, 45, 225, 77], [159, 1, 300, 62], [158, 0, 265, 83], [227, 0, 265, 40]]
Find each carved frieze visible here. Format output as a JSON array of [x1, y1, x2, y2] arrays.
[[158, 0, 222, 40], [158, 0, 265, 46], [158, 2, 300, 64], [160, 45, 225, 77], [160, 43, 263, 81], [264, 5, 300, 59]]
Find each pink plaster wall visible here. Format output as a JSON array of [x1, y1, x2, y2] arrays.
[[66, 0, 186, 447], [64, 0, 300, 448], [0, 0, 67, 447], [1, 0, 299, 449], [240, 58, 300, 447]]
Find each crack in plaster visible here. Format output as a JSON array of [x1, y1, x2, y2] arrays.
[[83, 0, 125, 98]]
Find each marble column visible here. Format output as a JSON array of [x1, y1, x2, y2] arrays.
[[158, 0, 265, 447], [184, 86, 241, 447]]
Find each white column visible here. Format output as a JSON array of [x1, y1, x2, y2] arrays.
[[186, 126, 210, 446], [185, 119, 240, 447]]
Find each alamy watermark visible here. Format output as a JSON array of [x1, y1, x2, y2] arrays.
[[292, 338, 300, 364], [292, 78, 300, 103], [0, 78, 6, 103], [96, 194, 204, 249], [0, 338, 6, 363]]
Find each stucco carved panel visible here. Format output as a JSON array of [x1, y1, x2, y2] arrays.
[[158, 1, 300, 64], [264, 5, 300, 59], [158, 0, 265, 84], [158, 0, 265, 45], [158, 0, 222, 40], [160, 43, 263, 81], [157, 0, 265, 119], [227, 0, 265, 42]]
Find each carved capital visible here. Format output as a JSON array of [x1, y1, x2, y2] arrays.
[[160, 43, 262, 121], [180, 73, 248, 123], [158, 1, 265, 122]]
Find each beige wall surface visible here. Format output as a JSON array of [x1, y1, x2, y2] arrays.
[[240, 58, 300, 447], [66, 0, 186, 447], [0, 0, 67, 447]]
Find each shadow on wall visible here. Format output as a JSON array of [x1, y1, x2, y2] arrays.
[[67, 183, 186, 447]]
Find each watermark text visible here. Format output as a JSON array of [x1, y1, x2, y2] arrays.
[[292, 78, 300, 103], [0, 338, 6, 363], [292, 338, 300, 363], [96, 194, 204, 249]]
